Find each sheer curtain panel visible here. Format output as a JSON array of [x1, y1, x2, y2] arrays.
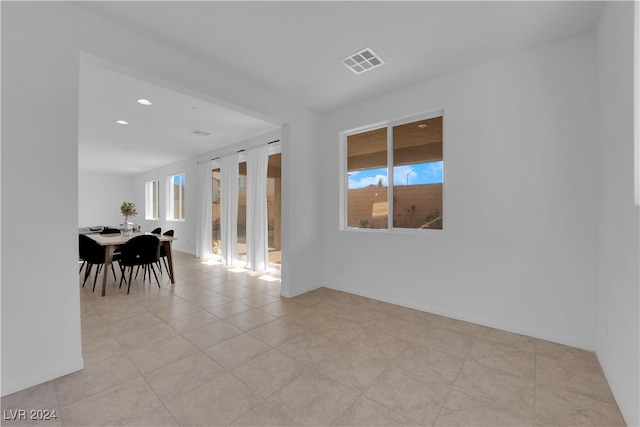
[[195, 160, 213, 261], [220, 154, 239, 266], [246, 145, 269, 271]]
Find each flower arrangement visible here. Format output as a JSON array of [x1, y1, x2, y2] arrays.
[[120, 202, 138, 218]]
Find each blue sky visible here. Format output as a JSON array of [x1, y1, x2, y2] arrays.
[[348, 161, 443, 189]]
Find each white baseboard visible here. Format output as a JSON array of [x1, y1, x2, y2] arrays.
[[1, 358, 84, 397], [323, 284, 595, 351]]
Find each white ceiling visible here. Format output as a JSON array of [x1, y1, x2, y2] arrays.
[[76, 1, 604, 174], [79, 63, 280, 174]]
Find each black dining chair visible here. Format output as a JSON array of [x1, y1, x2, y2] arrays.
[[79, 234, 121, 292], [151, 227, 161, 234], [157, 230, 174, 274], [118, 234, 161, 294]]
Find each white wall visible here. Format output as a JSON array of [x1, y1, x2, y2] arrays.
[[1, 2, 322, 395], [595, 2, 639, 425], [78, 171, 135, 227], [131, 158, 196, 254], [2, 2, 84, 395], [322, 33, 600, 349], [131, 131, 281, 256]]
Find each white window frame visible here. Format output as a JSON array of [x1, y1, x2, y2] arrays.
[[145, 179, 159, 220], [340, 109, 444, 233], [166, 172, 185, 221]]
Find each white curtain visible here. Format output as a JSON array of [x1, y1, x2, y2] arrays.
[[195, 160, 213, 261], [246, 145, 269, 271], [220, 154, 239, 266]]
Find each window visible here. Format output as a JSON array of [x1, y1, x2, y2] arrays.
[[145, 179, 159, 220], [344, 113, 443, 231], [167, 173, 185, 221]]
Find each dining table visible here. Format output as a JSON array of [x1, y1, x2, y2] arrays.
[[86, 231, 177, 296]]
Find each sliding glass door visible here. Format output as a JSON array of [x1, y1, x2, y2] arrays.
[[267, 153, 281, 270], [210, 151, 281, 272]]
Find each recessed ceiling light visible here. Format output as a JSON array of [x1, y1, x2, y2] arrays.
[[418, 123, 428, 128], [137, 99, 152, 106], [341, 47, 385, 75], [115, 120, 129, 125]]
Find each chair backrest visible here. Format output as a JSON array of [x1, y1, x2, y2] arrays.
[[79, 234, 105, 263], [159, 230, 174, 256], [151, 227, 161, 234], [100, 227, 121, 235], [120, 235, 160, 265]]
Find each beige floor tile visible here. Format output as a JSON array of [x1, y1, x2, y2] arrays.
[[225, 309, 278, 332], [163, 309, 220, 333], [204, 333, 272, 370], [166, 373, 263, 426], [277, 331, 342, 366], [364, 365, 451, 425], [334, 396, 418, 427], [311, 317, 364, 345], [216, 286, 256, 300], [107, 312, 165, 335], [126, 335, 199, 374], [259, 299, 305, 318], [413, 326, 476, 359], [114, 323, 179, 352], [59, 377, 162, 426], [136, 294, 182, 312], [205, 300, 253, 319], [52, 253, 627, 427], [123, 406, 178, 426], [386, 305, 436, 323], [248, 318, 307, 347], [289, 291, 326, 307], [435, 389, 534, 427], [229, 401, 299, 426], [536, 354, 615, 402], [467, 338, 535, 380], [534, 384, 626, 426], [476, 327, 535, 346], [143, 352, 225, 403], [93, 303, 149, 323], [170, 287, 218, 302], [268, 371, 359, 426], [451, 361, 534, 418], [53, 354, 140, 408], [429, 315, 484, 336], [345, 330, 410, 362], [190, 293, 235, 310], [80, 323, 111, 344], [182, 320, 243, 349], [393, 343, 465, 384], [314, 347, 389, 392], [152, 301, 201, 321], [535, 339, 601, 369], [238, 292, 281, 308], [372, 315, 427, 341], [307, 300, 348, 317], [231, 349, 307, 398], [81, 335, 124, 366], [282, 308, 331, 329], [1, 382, 61, 427]]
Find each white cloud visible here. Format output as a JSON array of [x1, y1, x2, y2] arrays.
[[349, 174, 387, 189]]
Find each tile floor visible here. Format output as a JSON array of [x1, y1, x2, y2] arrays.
[[1, 251, 626, 426]]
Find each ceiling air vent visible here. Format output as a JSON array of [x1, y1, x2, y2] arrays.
[[191, 130, 211, 137], [341, 47, 385, 75]]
